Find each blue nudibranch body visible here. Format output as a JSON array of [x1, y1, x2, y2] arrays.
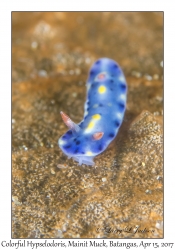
[[58, 58, 127, 166]]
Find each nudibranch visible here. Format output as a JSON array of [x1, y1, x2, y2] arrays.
[[58, 58, 127, 165]]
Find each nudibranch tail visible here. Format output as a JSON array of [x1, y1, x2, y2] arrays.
[[72, 156, 95, 166], [60, 111, 80, 133]]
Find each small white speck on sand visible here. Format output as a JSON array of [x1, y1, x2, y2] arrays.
[[144, 74, 152, 81], [31, 41, 38, 49], [145, 189, 152, 194], [153, 74, 159, 80], [51, 168, 55, 174], [57, 164, 68, 169], [85, 57, 91, 64], [72, 92, 77, 97], [155, 220, 163, 230], [38, 70, 47, 77], [75, 68, 81, 75], [102, 177, 107, 182], [131, 71, 142, 78]]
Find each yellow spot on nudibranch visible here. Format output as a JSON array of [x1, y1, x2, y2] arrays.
[[87, 121, 95, 129], [86, 151, 93, 156], [85, 114, 101, 133], [98, 85, 106, 94], [92, 114, 101, 120]]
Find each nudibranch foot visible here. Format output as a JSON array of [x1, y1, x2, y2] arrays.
[[72, 156, 95, 166]]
